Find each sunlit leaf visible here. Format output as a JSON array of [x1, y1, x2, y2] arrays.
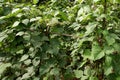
[[12, 21, 20, 27], [20, 54, 29, 62]]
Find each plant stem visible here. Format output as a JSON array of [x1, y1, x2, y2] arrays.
[[103, 0, 107, 29]]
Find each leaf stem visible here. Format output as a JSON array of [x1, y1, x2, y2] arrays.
[[103, 0, 107, 29]]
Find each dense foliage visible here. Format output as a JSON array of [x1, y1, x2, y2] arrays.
[[0, 0, 120, 80]]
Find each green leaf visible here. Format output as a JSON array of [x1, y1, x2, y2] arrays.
[[20, 54, 29, 62], [21, 73, 30, 79], [81, 76, 88, 80], [12, 8, 20, 13], [33, 0, 39, 4], [109, 0, 120, 3], [16, 13, 23, 17], [110, 33, 120, 40], [0, 63, 11, 74], [50, 68, 60, 75], [104, 46, 114, 55], [40, 65, 51, 76], [83, 49, 91, 60], [94, 50, 105, 60], [59, 11, 68, 21], [32, 58, 40, 66], [105, 56, 112, 66], [74, 70, 83, 78], [93, 0, 100, 2], [84, 22, 98, 37], [24, 59, 31, 65], [105, 36, 115, 46], [0, 16, 5, 20], [16, 31, 24, 36], [69, 22, 81, 31], [89, 76, 98, 80], [0, 34, 8, 42], [43, 77, 48, 80], [84, 66, 91, 75], [77, 8, 84, 16], [23, 32, 31, 41], [104, 56, 113, 76], [12, 21, 20, 27], [16, 49, 24, 54], [26, 66, 34, 74], [76, 0, 84, 4], [104, 66, 113, 76], [21, 67, 35, 79], [47, 18, 59, 26], [22, 19, 29, 25], [91, 42, 104, 60], [113, 43, 120, 52], [30, 17, 41, 22], [33, 77, 39, 80]]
